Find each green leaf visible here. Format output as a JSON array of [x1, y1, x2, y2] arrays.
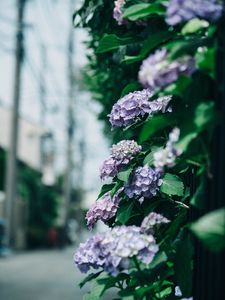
[[116, 201, 136, 224], [149, 251, 167, 269], [174, 233, 193, 297], [123, 3, 165, 21], [176, 132, 198, 152], [194, 102, 216, 130], [79, 271, 103, 288], [121, 82, 142, 97], [97, 184, 115, 199], [158, 287, 172, 298], [83, 280, 105, 300], [190, 179, 204, 209], [123, 30, 173, 65], [190, 208, 225, 252], [160, 173, 184, 197], [196, 48, 215, 78], [139, 114, 175, 143], [110, 181, 124, 197], [97, 34, 135, 53], [117, 168, 132, 182], [181, 18, 209, 35], [177, 101, 217, 152], [143, 146, 162, 166]]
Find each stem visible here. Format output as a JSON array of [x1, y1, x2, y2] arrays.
[[133, 257, 141, 272], [186, 159, 202, 167], [174, 200, 190, 209], [168, 199, 190, 209]]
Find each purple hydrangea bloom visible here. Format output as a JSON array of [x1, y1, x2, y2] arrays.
[[113, 0, 126, 25], [111, 140, 142, 161], [74, 233, 105, 273], [125, 166, 163, 203], [74, 225, 158, 276], [141, 212, 170, 234], [109, 89, 172, 128], [100, 140, 142, 180], [138, 49, 195, 90], [100, 157, 119, 180], [153, 128, 182, 169], [166, 0, 223, 26], [86, 192, 121, 230]]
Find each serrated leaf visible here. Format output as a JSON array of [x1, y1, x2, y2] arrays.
[[123, 3, 165, 21], [190, 208, 225, 252], [160, 173, 184, 196]]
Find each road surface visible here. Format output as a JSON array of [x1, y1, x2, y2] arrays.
[[0, 248, 116, 300]]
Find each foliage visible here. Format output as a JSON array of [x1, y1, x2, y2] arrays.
[[74, 0, 224, 299], [0, 148, 59, 248]]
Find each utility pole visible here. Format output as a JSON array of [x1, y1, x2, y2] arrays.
[[39, 44, 47, 169], [63, 0, 75, 243], [5, 0, 26, 248]]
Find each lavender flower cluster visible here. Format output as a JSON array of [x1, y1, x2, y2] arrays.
[[109, 89, 172, 128], [138, 49, 195, 91], [166, 0, 223, 26], [141, 212, 170, 234], [175, 286, 193, 300], [153, 128, 182, 170], [125, 166, 163, 203], [100, 140, 141, 180], [113, 0, 126, 25], [74, 225, 158, 276], [86, 192, 121, 230]]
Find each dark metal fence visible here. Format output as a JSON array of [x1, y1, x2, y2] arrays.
[[192, 13, 225, 300]]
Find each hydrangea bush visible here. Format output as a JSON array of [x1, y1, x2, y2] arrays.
[[73, 0, 224, 299]]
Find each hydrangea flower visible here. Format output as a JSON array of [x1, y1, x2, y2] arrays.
[[113, 0, 126, 25], [74, 225, 159, 276], [166, 0, 223, 26], [109, 89, 172, 128], [125, 166, 163, 203], [100, 140, 142, 180], [153, 128, 182, 169], [138, 49, 195, 90], [141, 212, 170, 234], [86, 192, 121, 230], [111, 140, 142, 161], [74, 233, 105, 273], [100, 157, 119, 180], [175, 286, 193, 300]]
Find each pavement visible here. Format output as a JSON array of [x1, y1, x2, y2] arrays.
[[0, 247, 115, 300]]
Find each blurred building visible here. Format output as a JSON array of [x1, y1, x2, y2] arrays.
[[0, 104, 56, 249]]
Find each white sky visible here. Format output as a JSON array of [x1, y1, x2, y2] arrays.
[[0, 0, 110, 194]]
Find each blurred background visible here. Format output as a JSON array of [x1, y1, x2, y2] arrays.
[[0, 0, 110, 299]]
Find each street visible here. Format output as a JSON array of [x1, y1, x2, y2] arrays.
[[0, 248, 98, 300]]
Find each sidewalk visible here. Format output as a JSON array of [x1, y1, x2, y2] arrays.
[[0, 248, 89, 300]]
